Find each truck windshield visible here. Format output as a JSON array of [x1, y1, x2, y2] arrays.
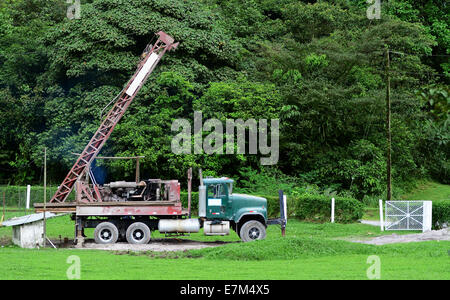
[[207, 183, 233, 197], [208, 184, 226, 198]]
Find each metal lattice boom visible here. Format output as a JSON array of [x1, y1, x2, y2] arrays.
[[50, 32, 178, 203]]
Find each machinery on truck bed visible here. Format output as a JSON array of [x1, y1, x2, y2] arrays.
[[34, 31, 286, 245]]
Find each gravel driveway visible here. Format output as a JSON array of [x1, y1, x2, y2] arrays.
[[72, 238, 231, 252], [352, 228, 449, 245]]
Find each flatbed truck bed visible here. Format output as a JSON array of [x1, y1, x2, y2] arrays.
[[34, 201, 189, 217]]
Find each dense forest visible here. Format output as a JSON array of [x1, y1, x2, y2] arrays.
[[0, 0, 448, 202]]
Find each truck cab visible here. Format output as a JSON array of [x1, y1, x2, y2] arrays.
[[202, 178, 268, 241]]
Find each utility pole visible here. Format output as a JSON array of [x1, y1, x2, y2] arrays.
[[385, 47, 392, 200], [43, 147, 47, 248]]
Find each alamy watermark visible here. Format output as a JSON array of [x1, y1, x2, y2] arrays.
[[66, 255, 81, 279], [171, 111, 279, 166], [366, 255, 381, 279], [367, 0, 381, 20], [67, 0, 81, 20]]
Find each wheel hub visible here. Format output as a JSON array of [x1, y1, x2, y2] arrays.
[[101, 229, 111, 240], [249, 227, 260, 239], [133, 229, 144, 241]]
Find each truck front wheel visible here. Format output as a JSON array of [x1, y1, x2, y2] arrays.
[[239, 220, 266, 242]]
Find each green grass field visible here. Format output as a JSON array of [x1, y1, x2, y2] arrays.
[[401, 181, 450, 201], [0, 217, 449, 280], [1, 247, 448, 280], [0, 181, 449, 280]]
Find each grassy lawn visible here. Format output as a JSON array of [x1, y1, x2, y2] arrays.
[[362, 180, 450, 221], [0, 247, 448, 280], [401, 181, 450, 201], [0, 214, 449, 280], [1, 181, 449, 280]]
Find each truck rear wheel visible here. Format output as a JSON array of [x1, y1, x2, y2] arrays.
[[94, 222, 119, 244], [126, 222, 151, 244], [239, 220, 266, 242]]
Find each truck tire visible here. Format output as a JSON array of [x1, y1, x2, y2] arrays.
[[239, 220, 266, 242], [126, 222, 151, 244], [94, 222, 119, 244]]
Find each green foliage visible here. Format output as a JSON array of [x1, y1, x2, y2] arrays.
[[235, 167, 300, 196], [415, 85, 450, 182], [304, 53, 329, 70], [349, 66, 383, 96], [194, 76, 281, 120], [0, 0, 448, 198], [0, 185, 75, 207], [417, 85, 450, 124], [292, 194, 364, 223], [283, 1, 351, 43], [432, 200, 450, 229], [180, 191, 199, 212], [256, 192, 363, 223]]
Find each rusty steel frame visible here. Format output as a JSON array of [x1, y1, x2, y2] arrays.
[[50, 31, 178, 204], [76, 203, 184, 217], [35, 201, 187, 216]]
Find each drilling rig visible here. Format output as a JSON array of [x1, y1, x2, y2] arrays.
[[35, 31, 286, 245]]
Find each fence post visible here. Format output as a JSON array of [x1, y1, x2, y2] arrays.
[[26, 185, 31, 210], [331, 197, 335, 223], [423, 201, 432, 232], [278, 190, 286, 237], [379, 199, 384, 231]]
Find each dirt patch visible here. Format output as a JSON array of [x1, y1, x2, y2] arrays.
[[69, 238, 233, 252], [352, 228, 449, 245], [360, 220, 382, 227]]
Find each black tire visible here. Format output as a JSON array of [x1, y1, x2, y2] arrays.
[[126, 222, 151, 244], [94, 222, 119, 244], [239, 220, 266, 242]]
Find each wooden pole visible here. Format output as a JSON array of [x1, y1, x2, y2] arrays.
[[385, 47, 392, 201], [187, 168, 192, 218], [135, 157, 140, 183], [43, 147, 47, 248]]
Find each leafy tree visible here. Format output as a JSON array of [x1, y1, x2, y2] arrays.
[[0, 0, 448, 197]]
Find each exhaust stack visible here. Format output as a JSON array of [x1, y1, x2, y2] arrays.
[[198, 169, 206, 217]]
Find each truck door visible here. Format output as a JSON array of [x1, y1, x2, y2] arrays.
[[206, 183, 229, 219]]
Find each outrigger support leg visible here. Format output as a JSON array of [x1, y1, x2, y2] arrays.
[[75, 216, 85, 248]]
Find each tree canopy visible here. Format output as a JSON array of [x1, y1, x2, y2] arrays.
[[0, 0, 448, 199]]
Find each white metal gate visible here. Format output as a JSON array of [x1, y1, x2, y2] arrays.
[[385, 201, 432, 232]]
